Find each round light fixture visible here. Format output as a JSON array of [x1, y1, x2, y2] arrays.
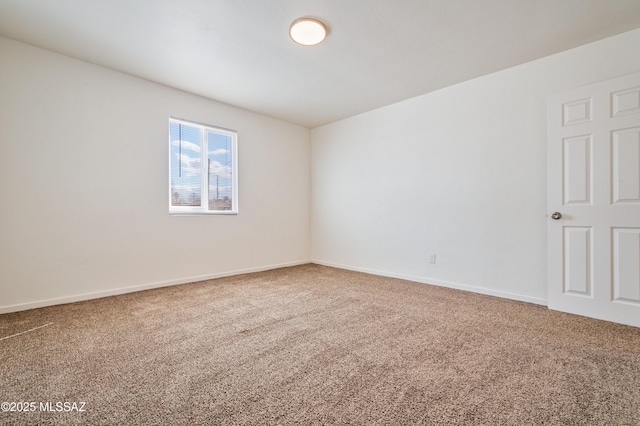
[[289, 18, 327, 46]]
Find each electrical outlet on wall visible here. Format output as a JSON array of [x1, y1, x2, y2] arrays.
[[429, 254, 437, 264]]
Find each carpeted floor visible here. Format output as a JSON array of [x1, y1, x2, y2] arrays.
[[1, 264, 639, 425]]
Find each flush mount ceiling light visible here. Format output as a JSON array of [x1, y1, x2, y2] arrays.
[[289, 17, 327, 46]]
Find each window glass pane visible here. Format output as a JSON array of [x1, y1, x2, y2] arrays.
[[169, 118, 237, 215], [207, 131, 233, 211], [170, 122, 201, 207]]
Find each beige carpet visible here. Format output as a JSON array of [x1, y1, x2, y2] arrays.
[[1, 264, 639, 425]]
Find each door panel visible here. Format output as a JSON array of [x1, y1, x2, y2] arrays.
[[611, 87, 640, 117], [612, 228, 640, 303], [548, 72, 640, 327], [563, 135, 592, 205], [563, 227, 592, 296], [611, 127, 640, 204]]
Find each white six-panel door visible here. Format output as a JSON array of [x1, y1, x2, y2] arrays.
[[548, 72, 640, 327]]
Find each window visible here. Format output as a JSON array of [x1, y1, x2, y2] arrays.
[[169, 118, 238, 214]]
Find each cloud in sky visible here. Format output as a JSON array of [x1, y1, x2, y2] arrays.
[[177, 153, 201, 176], [208, 160, 231, 178], [171, 139, 200, 153]]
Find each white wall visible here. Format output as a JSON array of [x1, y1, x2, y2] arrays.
[[3, 27, 640, 314], [0, 37, 310, 313], [311, 28, 640, 305]]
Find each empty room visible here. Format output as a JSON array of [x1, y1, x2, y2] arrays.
[[1, 1, 640, 424]]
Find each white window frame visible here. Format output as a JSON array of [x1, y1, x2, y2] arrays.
[[168, 117, 238, 215]]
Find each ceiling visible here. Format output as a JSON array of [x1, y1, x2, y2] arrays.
[[1, 0, 640, 128]]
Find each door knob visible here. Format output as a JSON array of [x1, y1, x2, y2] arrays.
[[551, 212, 562, 220]]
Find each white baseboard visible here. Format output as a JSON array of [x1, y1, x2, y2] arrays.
[[1, 259, 547, 314], [0, 260, 311, 314], [312, 260, 548, 306]]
